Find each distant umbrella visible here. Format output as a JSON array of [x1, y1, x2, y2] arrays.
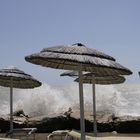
[[25, 43, 132, 140], [61, 71, 125, 84], [77, 74, 125, 84], [61, 70, 126, 136], [75, 72, 126, 87], [0, 66, 41, 136], [75, 73, 125, 136]]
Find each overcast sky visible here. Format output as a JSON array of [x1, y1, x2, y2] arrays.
[[0, 0, 140, 85]]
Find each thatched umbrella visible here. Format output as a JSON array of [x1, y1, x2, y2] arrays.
[[78, 74, 125, 84], [61, 71, 125, 84], [0, 66, 42, 135], [25, 43, 132, 140], [75, 73, 125, 136], [60, 70, 125, 136]]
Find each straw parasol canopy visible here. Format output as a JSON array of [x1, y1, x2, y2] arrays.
[[0, 67, 41, 88], [76, 74, 125, 84], [25, 43, 132, 76], [25, 43, 132, 140], [0, 66, 41, 136], [61, 71, 125, 85]]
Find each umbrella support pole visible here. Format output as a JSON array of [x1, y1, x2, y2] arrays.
[[78, 65, 85, 140], [92, 75, 97, 137], [10, 78, 13, 138]]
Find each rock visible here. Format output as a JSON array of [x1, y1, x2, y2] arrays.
[[64, 107, 73, 118], [114, 116, 140, 133], [13, 109, 29, 118], [70, 111, 115, 132], [0, 109, 140, 133], [27, 114, 73, 133], [0, 117, 9, 133]]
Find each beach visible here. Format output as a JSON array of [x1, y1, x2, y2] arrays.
[[0, 133, 48, 140], [67, 131, 140, 140], [0, 132, 140, 140], [88, 133, 140, 140]]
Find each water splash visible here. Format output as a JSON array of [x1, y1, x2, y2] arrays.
[[0, 83, 140, 117]]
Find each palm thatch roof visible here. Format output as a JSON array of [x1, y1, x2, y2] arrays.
[[25, 43, 132, 76], [75, 74, 125, 85], [43, 43, 115, 61], [0, 66, 41, 88]]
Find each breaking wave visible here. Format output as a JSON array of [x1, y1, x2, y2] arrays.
[[0, 83, 140, 117]]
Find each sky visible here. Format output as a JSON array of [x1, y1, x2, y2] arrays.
[[0, 0, 140, 85]]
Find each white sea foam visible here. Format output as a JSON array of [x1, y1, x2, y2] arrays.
[[0, 83, 140, 117]]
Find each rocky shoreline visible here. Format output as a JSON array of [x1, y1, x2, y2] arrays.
[[0, 109, 140, 133]]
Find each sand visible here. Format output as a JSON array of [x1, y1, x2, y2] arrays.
[[68, 131, 140, 140], [89, 136, 140, 140], [0, 133, 140, 140]]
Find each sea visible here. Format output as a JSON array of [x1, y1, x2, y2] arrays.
[[0, 83, 140, 117]]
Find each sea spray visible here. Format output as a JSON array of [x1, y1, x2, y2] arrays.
[[0, 83, 140, 117]]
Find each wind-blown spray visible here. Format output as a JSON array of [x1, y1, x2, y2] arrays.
[[0, 83, 140, 117]]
